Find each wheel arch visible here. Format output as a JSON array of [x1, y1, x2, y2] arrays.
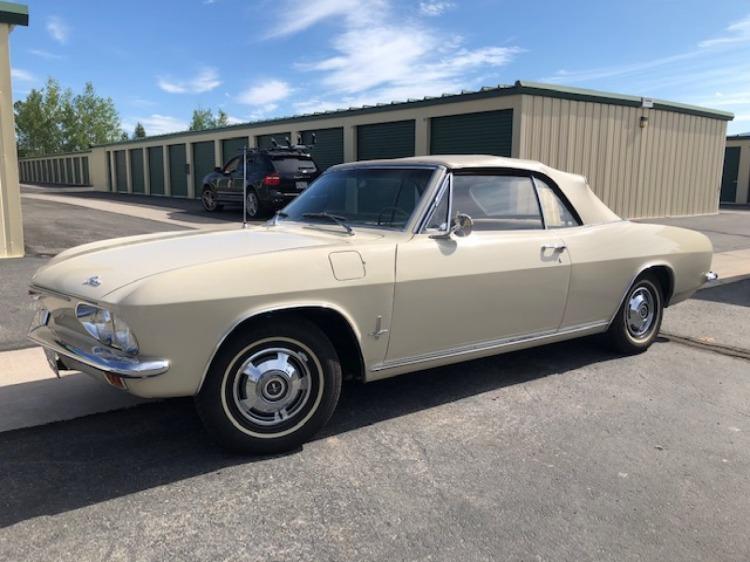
[[608, 261, 676, 328], [196, 304, 365, 394]]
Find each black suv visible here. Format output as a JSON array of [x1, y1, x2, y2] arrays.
[[200, 145, 321, 218]]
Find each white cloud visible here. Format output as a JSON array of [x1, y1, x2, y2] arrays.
[[11, 68, 34, 82], [700, 15, 750, 48], [46, 16, 69, 44], [157, 67, 221, 94], [419, 1, 454, 16], [269, 0, 386, 38], [28, 49, 63, 60], [289, 3, 521, 100], [237, 79, 291, 106], [226, 115, 244, 125], [126, 114, 188, 136]]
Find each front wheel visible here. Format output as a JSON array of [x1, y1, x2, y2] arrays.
[[605, 273, 664, 354], [201, 187, 223, 212], [195, 318, 342, 454]]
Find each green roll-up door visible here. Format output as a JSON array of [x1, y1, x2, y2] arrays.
[[357, 120, 415, 161], [192, 141, 215, 197], [257, 132, 291, 149], [82, 156, 90, 185], [37, 161, 43, 182], [430, 109, 513, 157], [106, 153, 112, 191], [221, 137, 247, 163], [148, 147, 165, 195], [73, 157, 81, 184], [720, 146, 740, 203], [114, 151, 127, 191], [129, 148, 145, 193], [301, 128, 344, 170], [168, 144, 188, 197]]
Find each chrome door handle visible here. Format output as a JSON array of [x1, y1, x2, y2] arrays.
[[542, 243, 566, 251]]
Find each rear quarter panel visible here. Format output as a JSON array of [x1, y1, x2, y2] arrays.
[[560, 222, 712, 328]]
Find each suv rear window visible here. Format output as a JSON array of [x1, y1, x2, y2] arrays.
[[272, 157, 317, 175]]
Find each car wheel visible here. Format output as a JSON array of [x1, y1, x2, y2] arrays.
[[245, 190, 262, 219], [201, 187, 222, 212], [195, 318, 342, 454], [605, 272, 664, 354]]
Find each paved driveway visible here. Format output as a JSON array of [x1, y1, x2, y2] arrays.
[[0, 335, 748, 561]]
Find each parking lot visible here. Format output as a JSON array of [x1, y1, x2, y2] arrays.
[[0, 189, 749, 561]]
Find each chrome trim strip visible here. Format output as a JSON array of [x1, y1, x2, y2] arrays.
[[28, 285, 73, 302], [28, 325, 169, 379], [370, 320, 609, 372]]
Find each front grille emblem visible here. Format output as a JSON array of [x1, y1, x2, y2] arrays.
[[83, 276, 102, 287]]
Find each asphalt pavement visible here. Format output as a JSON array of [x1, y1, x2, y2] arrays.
[[0, 337, 748, 561]]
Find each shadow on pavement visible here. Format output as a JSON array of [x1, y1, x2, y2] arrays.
[[693, 279, 750, 308], [0, 337, 618, 528]]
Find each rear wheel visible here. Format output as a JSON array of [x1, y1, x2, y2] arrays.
[[245, 190, 263, 219], [195, 318, 342, 454], [605, 272, 663, 354], [201, 187, 222, 212]]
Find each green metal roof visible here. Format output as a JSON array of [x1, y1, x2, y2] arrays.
[[0, 2, 27, 26], [727, 133, 750, 141], [87, 80, 737, 150]]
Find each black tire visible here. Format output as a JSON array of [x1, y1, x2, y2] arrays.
[[605, 272, 664, 354], [245, 189, 263, 219], [201, 186, 223, 212], [195, 318, 342, 454]]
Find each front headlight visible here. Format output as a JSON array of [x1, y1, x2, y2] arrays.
[[76, 303, 139, 355]]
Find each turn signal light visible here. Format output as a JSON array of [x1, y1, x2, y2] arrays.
[[263, 173, 281, 186]]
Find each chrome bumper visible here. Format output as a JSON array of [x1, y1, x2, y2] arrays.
[[28, 325, 170, 379], [703, 271, 719, 283]]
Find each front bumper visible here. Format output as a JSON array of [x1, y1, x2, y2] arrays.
[[28, 324, 170, 380]]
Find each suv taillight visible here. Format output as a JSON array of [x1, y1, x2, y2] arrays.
[[263, 173, 281, 186]]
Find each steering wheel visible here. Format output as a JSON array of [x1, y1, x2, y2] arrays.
[[376, 206, 410, 226]]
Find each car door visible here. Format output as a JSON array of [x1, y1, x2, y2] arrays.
[[215, 156, 239, 194], [385, 172, 571, 363]]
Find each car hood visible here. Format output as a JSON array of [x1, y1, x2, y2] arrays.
[[31, 226, 342, 301]]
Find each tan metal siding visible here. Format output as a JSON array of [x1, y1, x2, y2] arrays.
[[520, 94, 727, 218]]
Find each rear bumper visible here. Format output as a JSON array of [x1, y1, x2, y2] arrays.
[[28, 324, 170, 380]]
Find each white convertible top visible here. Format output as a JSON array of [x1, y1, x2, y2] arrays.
[[332, 155, 621, 225]]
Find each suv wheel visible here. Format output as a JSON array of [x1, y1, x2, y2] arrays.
[[245, 190, 263, 219], [201, 187, 222, 212]]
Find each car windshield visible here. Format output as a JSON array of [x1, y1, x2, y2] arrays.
[[280, 168, 437, 230]]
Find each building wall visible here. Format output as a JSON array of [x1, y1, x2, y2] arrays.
[[724, 137, 750, 204], [518, 95, 727, 218], [71, 94, 523, 198]]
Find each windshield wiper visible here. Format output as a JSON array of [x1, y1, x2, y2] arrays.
[[302, 212, 354, 235]]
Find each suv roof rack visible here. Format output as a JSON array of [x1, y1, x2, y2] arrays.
[[237, 133, 317, 156]]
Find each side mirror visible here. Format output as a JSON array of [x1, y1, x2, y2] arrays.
[[429, 213, 473, 239]]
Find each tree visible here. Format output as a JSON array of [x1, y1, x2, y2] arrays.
[[189, 107, 215, 131], [133, 122, 146, 139], [189, 107, 231, 131], [14, 78, 123, 156]]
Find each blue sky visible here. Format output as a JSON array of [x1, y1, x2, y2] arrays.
[[8, 0, 750, 135]]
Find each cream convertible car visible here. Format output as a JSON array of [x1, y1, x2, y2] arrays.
[[29, 155, 716, 453]]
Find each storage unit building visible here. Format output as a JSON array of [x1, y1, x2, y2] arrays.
[[721, 134, 750, 204], [18, 80, 734, 219]]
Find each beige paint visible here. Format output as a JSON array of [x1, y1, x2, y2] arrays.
[[27, 156, 713, 399], [0, 24, 23, 257], [519, 95, 728, 219], [725, 137, 750, 204]]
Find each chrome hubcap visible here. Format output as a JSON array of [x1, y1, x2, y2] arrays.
[[626, 286, 656, 338], [232, 347, 312, 426], [203, 190, 215, 208]]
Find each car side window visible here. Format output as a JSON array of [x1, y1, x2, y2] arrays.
[[425, 181, 450, 232], [452, 174, 543, 231], [223, 157, 240, 174], [534, 177, 580, 228]]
